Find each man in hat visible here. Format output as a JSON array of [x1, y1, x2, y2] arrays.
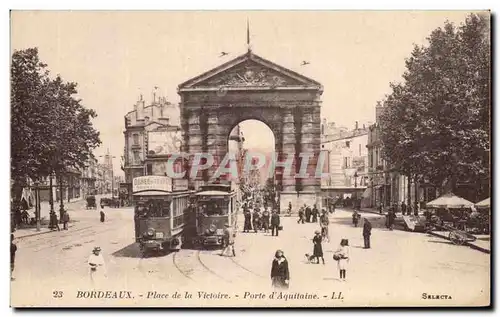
[[11, 234, 17, 281], [220, 223, 235, 257], [270, 210, 281, 237], [88, 246, 107, 288]]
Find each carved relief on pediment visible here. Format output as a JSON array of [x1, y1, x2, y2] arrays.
[[195, 61, 302, 88]]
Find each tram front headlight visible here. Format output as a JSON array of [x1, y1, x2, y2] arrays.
[[209, 224, 216, 234], [146, 228, 155, 237]]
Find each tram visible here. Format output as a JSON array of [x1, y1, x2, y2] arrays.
[[190, 183, 238, 247], [132, 176, 193, 255]]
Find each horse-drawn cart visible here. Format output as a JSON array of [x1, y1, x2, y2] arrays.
[[427, 222, 477, 245], [86, 195, 96, 210]]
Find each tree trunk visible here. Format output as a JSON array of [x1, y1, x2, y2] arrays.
[[407, 174, 412, 209], [414, 177, 419, 213]]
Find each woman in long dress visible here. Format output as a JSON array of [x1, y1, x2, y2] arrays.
[[88, 246, 107, 288], [334, 239, 350, 282], [271, 250, 290, 289], [312, 230, 325, 264]]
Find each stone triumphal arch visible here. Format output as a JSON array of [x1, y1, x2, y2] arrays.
[[178, 50, 323, 210]]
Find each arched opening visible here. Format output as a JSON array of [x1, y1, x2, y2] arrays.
[[228, 120, 276, 207]]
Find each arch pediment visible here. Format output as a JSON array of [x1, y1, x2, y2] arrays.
[[178, 51, 322, 91]]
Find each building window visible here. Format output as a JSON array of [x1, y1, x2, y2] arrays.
[[346, 141, 350, 148], [133, 134, 139, 145], [322, 145, 325, 149], [133, 151, 140, 164], [146, 164, 153, 175], [343, 157, 350, 169]]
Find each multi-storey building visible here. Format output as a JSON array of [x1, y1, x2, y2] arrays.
[[123, 94, 181, 197], [366, 102, 435, 209], [80, 157, 99, 197], [321, 121, 370, 207]]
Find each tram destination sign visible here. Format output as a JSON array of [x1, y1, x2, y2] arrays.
[[132, 176, 172, 193]]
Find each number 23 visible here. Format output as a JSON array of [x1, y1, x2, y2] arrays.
[[53, 291, 63, 298]]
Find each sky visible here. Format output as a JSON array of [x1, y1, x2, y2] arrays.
[[10, 11, 477, 176]]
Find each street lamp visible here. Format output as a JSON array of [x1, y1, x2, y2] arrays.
[[59, 174, 66, 218]]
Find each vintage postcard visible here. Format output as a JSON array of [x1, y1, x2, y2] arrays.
[[10, 10, 491, 307]]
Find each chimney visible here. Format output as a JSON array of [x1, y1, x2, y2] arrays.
[[363, 124, 366, 129], [355, 121, 359, 130]]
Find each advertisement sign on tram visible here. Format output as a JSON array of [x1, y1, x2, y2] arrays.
[[132, 176, 172, 193]]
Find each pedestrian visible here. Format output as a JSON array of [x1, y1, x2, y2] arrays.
[[401, 201, 407, 216], [252, 209, 261, 233], [388, 209, 396, 230], [320, 209, 330, 242], [288, 202, 292, 216], [305, 205, 312, 222], [414, 201, 419, 216], [312, 204, 319, 223], [262, 208, 270, 233], [243, 208, 252, 233], [50, 212, 61, 231], [312, 230, 325, 264], [297, 207, 305, 224], [271, 250, 289, 289], [333, 239, 350, 282], [100, 209, 105, 223], [270, 210, 280, 237], [363, 218, 372, 249], [88, 246, 107, 288], [62, 210, 70, 230], [220, 223, 236, 257], [21, 209, 29, 225], [352, 210, 360, 227], [11, 234, 17, 281]]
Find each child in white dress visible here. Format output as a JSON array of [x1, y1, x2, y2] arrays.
[[334, 239, 350, 281]]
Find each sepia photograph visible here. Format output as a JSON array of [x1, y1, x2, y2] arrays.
[[9, 10, 491, 307]]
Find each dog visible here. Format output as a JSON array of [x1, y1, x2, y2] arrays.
[[304, 253, 316, 263]]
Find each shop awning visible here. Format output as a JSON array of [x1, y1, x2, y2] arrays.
[[475, 197, 490, 208], [426, 193, 474, 209]]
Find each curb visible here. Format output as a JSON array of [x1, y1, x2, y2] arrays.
[[427, 231, 490, 254], [14, 225, 76, 239]]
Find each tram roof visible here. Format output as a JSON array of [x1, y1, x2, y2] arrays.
[[133, 190, 171, 196], [195, 190, 231, 196]]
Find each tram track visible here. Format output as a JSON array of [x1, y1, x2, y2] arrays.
[[228, 256, 266, 279], [196, 250, 231, 282], [26, 221, 129, 253], [172, 249, 232, 283], [171, 247, 265, 284]]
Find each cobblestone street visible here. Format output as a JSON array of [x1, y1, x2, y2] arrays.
[[11, 207, 490, 307]]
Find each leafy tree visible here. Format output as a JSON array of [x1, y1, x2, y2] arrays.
[[11, 48, 101, 213], [11, 48, 52, 202], [379, 14, 490, 199]]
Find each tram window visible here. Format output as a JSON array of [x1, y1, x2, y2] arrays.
[[199, 200, 228, 216], [136, 200, 171, 218]]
